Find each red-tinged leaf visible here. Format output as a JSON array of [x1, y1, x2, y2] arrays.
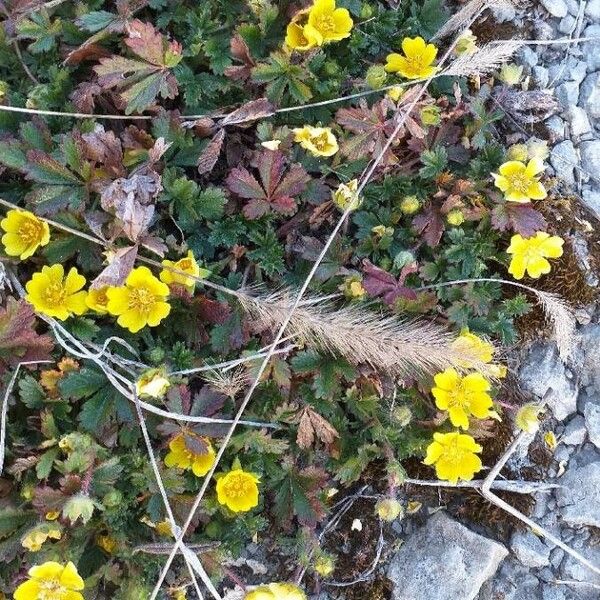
[[69, 82, 102, 114], [491, 203, 548, 237], [362, 260, 418, 306], [224, 34, 255, 81], [64, 42, 111, 66], [81, 127, 126, 180], [91, 245, 138, 288], [124, 20, 166, 66], [197, 129, 225, 175], [219, 98, 274, 127], [275, 163, 311, 199], [194, 296, 231, 324], [139, 234, 167, 257], [413, 205, 445, 247], [94, 55, 156, 88], [255, 149, 285, 198], [25, 150, 82, 185], [297, 406, 339, 449], [242, 198, 271, 219], [0, 298, 53, 373], [226, 167, 266, 199]]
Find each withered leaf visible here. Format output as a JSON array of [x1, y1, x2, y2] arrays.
[[491, 202, 548, 237], [362, 259, 418, 305], [69, 82, 102, 113], [296, 406, 339, 450], [219, 98, 274, 127], [197, 129, 225, 176], [412, 204, 445, 247], [91, 245, 138, 289], [224, 33, 256, 81]]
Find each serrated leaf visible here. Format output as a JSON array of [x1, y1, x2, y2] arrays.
[[36, 447, 59, 480]]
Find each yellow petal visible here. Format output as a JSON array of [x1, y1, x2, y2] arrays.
[[14, 580, 41, 600], [60, 561, 84, 590], [29, 561, 64, 580], [508, 255, 527, 279], [526, 256, 551, 278], [526, 181, 547, 200], [448, 406, 470, 429]]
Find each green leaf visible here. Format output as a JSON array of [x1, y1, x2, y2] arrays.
[[78, 387, 116, 433], [419, 146, 448, 178], [0, 140, 27, 171], [36, 447, 59, 479], [59, 368, 106, 399], [77, 11, 117, 32], [18, 375, 45, 409]]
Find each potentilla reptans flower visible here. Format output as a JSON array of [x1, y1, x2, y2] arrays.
[[293, 125, 339, 157], [332, 179, 360, 211], [136, 368, 170, 398], [25, 264, 88, 320], [507, 232, 564, 280], [86, 285, 111, 314], [492, 159, 547, 203], [285, 8, 316, 51], [304, 0, 353, 46], [164, 432, 216, 477], [432, 368, 494, 429], [385, 36, 439, 79], [14, 561, 84, 600], [515, 403, 544, 434], [244, 582, 307, 600], [451, 330, 506, 378], [106, 266, 171, 333], [1, 208, 50, 260], [216, 467, 260, 513], [21, 524, 62, 552], [160, 250, 208, 293], [423, 432, 483, 484]]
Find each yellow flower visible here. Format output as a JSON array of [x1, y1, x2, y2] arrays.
[[544, 431, 557, 451], [492, 159, 547, 203], [1, 209, 50, 260], [454, 29, 477, 55], [86, 285, 111, 314], [216, 468, 260, 513], [385, 37, 439, 80], [423, 431, 483, 484], [164, 432, 216, 477], [155, 520, 173, 537], [14, 561, 84, 600], [375, 498, 403, 521], [446, 208, 465, 226], [25, 264, 88, 321], [420, 105, 441, 126], [136, 369, 171, 399], [499, 63, 523, 85], [45, 511, 60, 521], [386, 85, 404, 101], [21, 525, 62, 552], [97, 534, 117, 554], [399, 195, 420, 214], [432, 368, 494, 429], [332, 179, 360, 211], [340, 276, 365, 299], [314, 554, 335, 577], [285, 11, 318, 52], [304, 0, 353, 46], [515, 403, 544, 434], [293, 125, 339, 157], [245, 583, 307, 600], [451, 331, 507, 378], [507, 232, 564, 280], [106, 266, 171, 333], [160, 250, 208, 293]]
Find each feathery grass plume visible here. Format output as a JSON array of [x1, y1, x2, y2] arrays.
[[202, 367, 249, 398], [238, 290, 487, 377], [433, 0, 487, 40], [532, 288, 576, 360], [443, 40, 524, 77]]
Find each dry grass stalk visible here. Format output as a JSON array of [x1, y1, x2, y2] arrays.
[[201, 367, 249, 398], [433, 0, 487, 39], [443, 40, 524, 77], [533, 289, 577, 360], [238, 291, 485, 377]]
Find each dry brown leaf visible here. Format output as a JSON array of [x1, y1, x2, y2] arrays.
[[219, 98, 274, 127], [197, 129, 225, 175], [296, 406, 339, 449], [91, 245, 138, 289]]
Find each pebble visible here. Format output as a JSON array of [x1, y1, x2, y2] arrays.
[[550, 140, 579, 186], [540, 0, 569, 18], [510, 531, 552, 568], [579, 140, 600, 182], [583, 402, 600, 448], [566, 105, 592, 139], [581, 186, 600, 219], [518, 46, 539, 68], [533, 66, 550, 88], [556, 462, 600, 527], [545, 115, 567, 142], [555, 81, 580, 109], [562, 415, 587, 445], [558, 14, 577, 33], [586, 0, 600, 19], [583, 24, 600, 71], [579, 72, 600, 120], [565, 0, 581, 15]]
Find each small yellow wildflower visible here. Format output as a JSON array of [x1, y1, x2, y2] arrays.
[[155, 520, 173, 537], [285, 9, 317, 51], [386, 85, 404, 101], [451, 330, 506, 378], [454, 29, 477, 55], [1, 209, 50, 260], [371, 224, 393, 238], [216, 468, 260, 513], [314, 554, 335, 577], [160, 250, 208, 293], [332, 179, 360, 211], [164, 432, 216, 477], [499, 63, 524, 86], [244, 583, 307, 600], [25, 264, 88, 321], [432, 368, 494, 429], [399, 195, 420, 215], [340, 275, 365, 299], [21, 524, 62, 552], [492, 159, 547, 203], [45, 511, 60, 521], [86, 285, 111, 314], [106, 266, 171, 333], [544, 431, 557, 451], [304, 0, 353, 46], [136, 369, 171, 399], [293, 125, 339, 157], [507, 232, 564, 280], [446, 209, 465, 226], [385, 36, 439, 80], [375, 498, 403, 521], [97, 534, 118, 554], [14, 561, 84, 600], [365, 64, 388, 89], [515, 403, 544, 434], [423, 431, 483, 484]]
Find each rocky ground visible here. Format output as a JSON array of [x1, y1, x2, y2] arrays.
[[382, 2, 600, 599]]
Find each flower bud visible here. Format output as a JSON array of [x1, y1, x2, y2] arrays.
[[387, 85, 404, 102], [446, 209, 465, 226], [340, 276, 366, 299], [506, 144, 529, 162], [515, 403, 543, 434], [392, 406, 412, 427], [375, 498, 404, 521], [499, 63, 523, 86], [63, 494, 95, 525], [420, 105, 441, 126], [399, 195, 420, 215], [314, 554, 335, 577], [135, 369, 170, 399], [454, 29, 477, 55], [366, 65, 388, 90], [332, 179, 361, 212]]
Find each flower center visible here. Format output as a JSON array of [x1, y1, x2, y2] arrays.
[[223, 474, 252, 498], [39, 578, 68, 600], [43, 282, 67, 307], [96, 290, 109, 306], [405, 55, 425, 73], [448, 382, 470, 409], [128, 286, 155, 314], [316, 14, 336, 33], [509, 172, 530, 193], [312, 132, 330, 151], [179, 259, 192, 270], [18, 219, 43, 245]]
